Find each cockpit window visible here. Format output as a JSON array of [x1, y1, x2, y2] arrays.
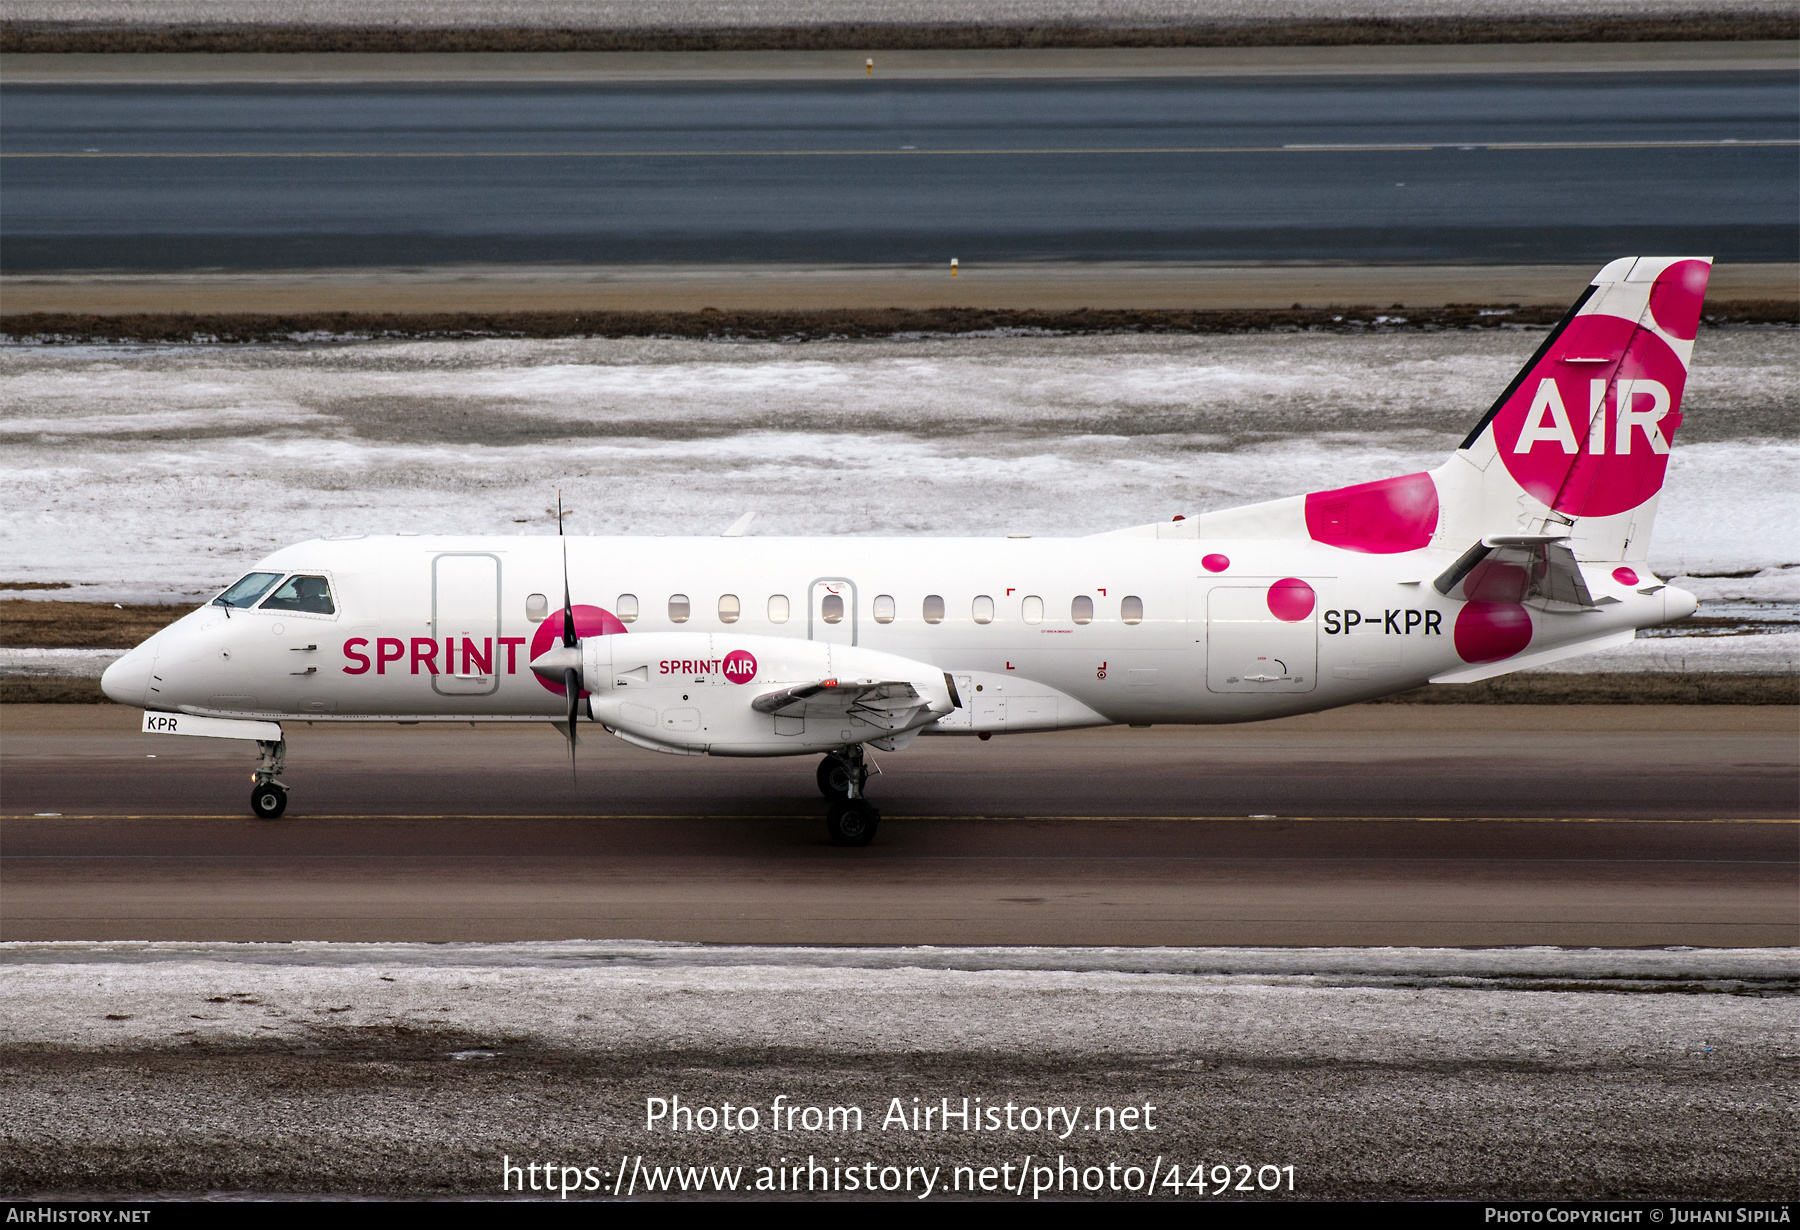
[[260, 574, 336, 615], [215, 572, 283, 608]]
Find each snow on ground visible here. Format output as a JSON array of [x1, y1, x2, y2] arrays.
[[3, 942, 1792, 1056], [1529, 631, 1800, 674], [4, 329, 1794, 607], [0, 647, 123, 677], [6, 941, 1790, 1199]]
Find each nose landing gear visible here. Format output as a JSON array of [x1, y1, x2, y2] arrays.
[[250, 738, 288, 820], [820, 745, 880, 847]]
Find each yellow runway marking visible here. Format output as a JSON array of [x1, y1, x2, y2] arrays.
[[6, 813, 1795, 824], [5, 139, 1794, 159]]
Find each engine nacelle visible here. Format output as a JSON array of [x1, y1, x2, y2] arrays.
[[579, 632, 956, 757]]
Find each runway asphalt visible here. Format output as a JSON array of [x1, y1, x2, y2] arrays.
[[3, 70, 1795, 269], [4, 703, 1793, 947]]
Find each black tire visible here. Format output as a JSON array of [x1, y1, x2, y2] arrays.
[[251, 783, 288, 820], [825, 800, 880, 847], [816, 756, 867, 799]]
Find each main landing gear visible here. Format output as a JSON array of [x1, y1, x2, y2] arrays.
[[250, 738, 289, 820], [819, 746, 880, 847]]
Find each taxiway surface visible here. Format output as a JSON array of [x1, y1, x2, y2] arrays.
[[4, 704, 1793, 947], [3, 70, 1795, 269]]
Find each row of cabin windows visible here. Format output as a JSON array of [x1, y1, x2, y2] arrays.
[[585, 593, 1144, 626], [935, 594, 1143, 625]]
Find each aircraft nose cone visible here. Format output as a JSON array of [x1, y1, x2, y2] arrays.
[[101, 647, 152, 707], [529, 644, 582, 683]]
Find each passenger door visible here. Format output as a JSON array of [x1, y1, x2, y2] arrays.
[[433, 553, 501, 697]]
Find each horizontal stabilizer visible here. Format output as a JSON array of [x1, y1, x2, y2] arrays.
[[1432, 629, 1635, 684], [1434, 538, 1595, 608]]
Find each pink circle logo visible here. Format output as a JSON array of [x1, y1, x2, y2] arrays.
[[1493, 314, 1687, 519], [530, 604, 627, 696], [1202, 553, 1230, 573], [1454, 602, 1532, 664], [1649, 258, 1710, 341], [1612, 566, 1639, 586], [722, 649, 757, 684], [1267, 578, 1316, 622]]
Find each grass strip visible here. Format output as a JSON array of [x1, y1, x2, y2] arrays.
[[5, 16, 1797, 55]]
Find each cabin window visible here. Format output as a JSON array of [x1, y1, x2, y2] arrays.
[[972, 595, 995, 624], [922, 594, 945, 625], [821, 593, 845, 624], [215, 572, 282, 609], [616, 594, 638, 623], [1121, 595, 1144, 624], [525, 593, 549, 622], [768, 594, 790, 623], [668, 594, 690, 623], [1021, 595, 1043, 624], [718, 594, 741, 624], [873, 594, 896, 624], [1071, 595, 1094, 625], [259, 574, 335, 615]]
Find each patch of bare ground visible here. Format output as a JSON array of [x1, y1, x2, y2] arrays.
[[0, 600, 199, 649], [5, 15, 1797, 55], [4, 300, 1793, 344]]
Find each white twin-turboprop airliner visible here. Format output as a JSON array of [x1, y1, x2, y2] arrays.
[[104, 257, 1710, 844]]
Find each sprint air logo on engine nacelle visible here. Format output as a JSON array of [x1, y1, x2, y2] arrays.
[[661, 649, 758, 684], [1492, 313, 1688, 518]]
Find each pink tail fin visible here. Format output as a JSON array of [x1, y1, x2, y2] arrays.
[[1436, 256, 1712, 562]]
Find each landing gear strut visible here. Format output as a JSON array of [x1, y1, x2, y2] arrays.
[[250, 738, 288, 820], [816, 751, 870, 799], [821, 745, 880, 847]]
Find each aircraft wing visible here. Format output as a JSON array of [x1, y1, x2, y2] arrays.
[[751, 678, 934, 732]]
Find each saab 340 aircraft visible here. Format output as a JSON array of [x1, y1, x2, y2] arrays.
[[103, 257, 1711, 844]]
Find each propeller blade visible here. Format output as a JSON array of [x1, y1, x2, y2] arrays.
[[563, 666, 581, 783], [559, 491, 577, 650], [564, 667, 581, 747], [552, 488, 580, 782]]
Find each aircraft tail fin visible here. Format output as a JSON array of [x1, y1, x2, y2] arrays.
[[1431, 256, 1712, 562], [1120, 258, 1712, 565]]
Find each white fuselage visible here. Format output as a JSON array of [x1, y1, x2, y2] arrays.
[[107, 531, 1687, 746]]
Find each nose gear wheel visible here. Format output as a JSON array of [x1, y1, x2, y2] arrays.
[[249, 737, 288, 820]]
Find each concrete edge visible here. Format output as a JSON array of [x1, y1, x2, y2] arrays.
[[4, 40, 1796, 83]]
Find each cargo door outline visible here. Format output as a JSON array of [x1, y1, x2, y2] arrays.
[[1205, 584, 1318, 694]]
